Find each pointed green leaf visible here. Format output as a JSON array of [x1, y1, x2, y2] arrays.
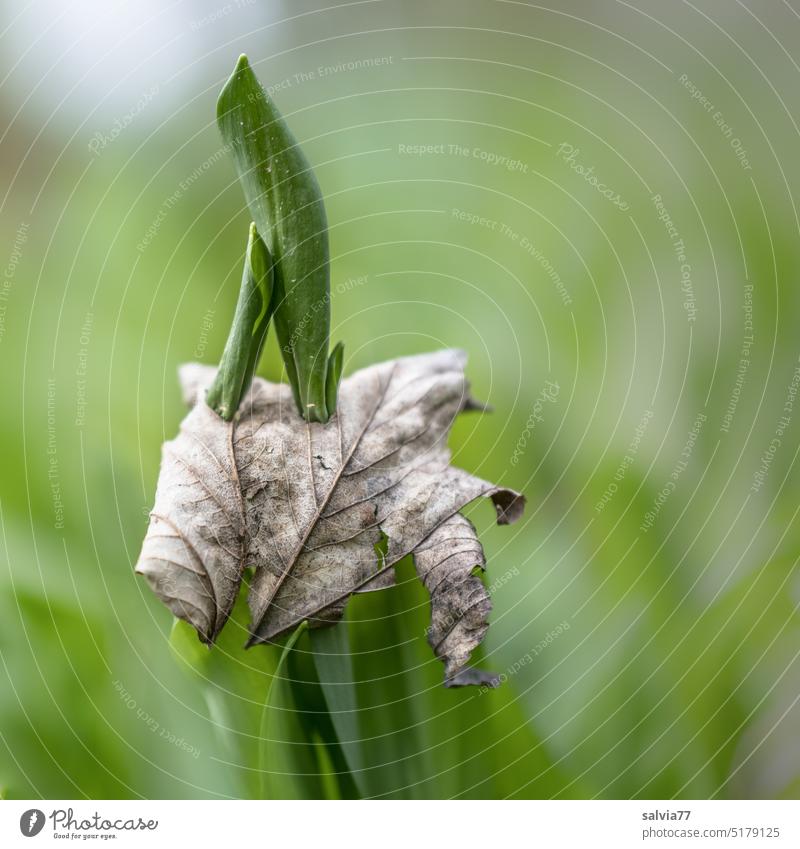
[[258, 621, 309, 799], [217, 54, 331, 422], [206, 222, 274, 420], [325, 341, 344, 416], [310, 621, 365, 795]]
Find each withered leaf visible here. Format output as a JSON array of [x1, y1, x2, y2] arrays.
[[136, 350, 524, 686]]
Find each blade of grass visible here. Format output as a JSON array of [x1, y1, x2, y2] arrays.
[[258, 620, 308, 799], [310, 620, 366, 796]]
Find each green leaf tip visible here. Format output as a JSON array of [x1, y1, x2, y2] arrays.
[[325, 342, 344, 416], [206, 222, 275, 421], [217, 53, 335, 423]]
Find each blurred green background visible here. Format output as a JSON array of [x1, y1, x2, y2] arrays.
[[2, 0, 800, 799]]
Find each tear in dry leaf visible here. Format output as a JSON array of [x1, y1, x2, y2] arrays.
[[136, 350, 524, 686]]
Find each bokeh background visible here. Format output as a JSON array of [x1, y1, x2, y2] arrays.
[[2, 0, 800, 799]]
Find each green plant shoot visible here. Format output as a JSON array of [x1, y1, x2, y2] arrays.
[[217, 54, 342, 422], [206, 222, 274, 420]]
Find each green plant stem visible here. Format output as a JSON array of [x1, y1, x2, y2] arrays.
[[257, 620, 308, 799]]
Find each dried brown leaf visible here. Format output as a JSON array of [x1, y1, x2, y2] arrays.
[[136, 350, 524, 685]]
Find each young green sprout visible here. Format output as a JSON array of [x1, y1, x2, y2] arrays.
[[216, 54, 342, 422], [206, 222, 273, 420]]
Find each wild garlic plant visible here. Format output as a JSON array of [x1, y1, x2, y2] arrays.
[[136, 54, 525, 799]]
